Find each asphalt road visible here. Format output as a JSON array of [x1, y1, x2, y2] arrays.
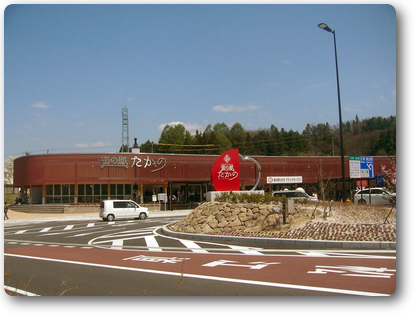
[[4, 216, 396, 296]]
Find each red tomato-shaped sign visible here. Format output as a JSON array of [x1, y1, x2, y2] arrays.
[[211, 149, 240, 191]]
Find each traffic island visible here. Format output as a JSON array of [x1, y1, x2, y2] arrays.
[[164, 201, 396, 249]]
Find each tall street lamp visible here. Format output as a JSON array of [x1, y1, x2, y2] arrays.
[[318, 22, 346, 202]]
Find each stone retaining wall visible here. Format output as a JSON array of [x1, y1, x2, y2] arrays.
[[170, 201, 291, 234]]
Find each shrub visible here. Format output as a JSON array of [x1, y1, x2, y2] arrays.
[[214, 191, 286, 204]]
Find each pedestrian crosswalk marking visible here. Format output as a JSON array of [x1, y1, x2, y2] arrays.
[[144, 235, 163, 252], [179, 239, 209, 253], [8, 222, 271, 255]]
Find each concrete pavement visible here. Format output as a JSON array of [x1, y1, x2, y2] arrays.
[[4, 208, 193, 223]]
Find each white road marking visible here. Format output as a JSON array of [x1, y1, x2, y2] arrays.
[[111, 239, 124, 250], [63, 225, 74, 230], [228, 245, 264, 255], [4, 253, 391, 296], [4, 285, 40, 296], [15, 230, 27, 234], [179, 240, 209, 253], [144, 235, 162, 252], [40, 227, 52, 232]]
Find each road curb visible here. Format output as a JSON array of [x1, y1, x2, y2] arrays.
[[162, 225, 396, 250], [4, 209, 194, 223]]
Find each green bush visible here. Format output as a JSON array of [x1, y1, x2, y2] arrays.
[[214, 191, 286, 204]]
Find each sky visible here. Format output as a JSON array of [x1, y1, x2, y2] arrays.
[[3, 3, 399, 159]]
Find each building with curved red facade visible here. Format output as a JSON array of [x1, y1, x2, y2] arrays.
[[13, 152, 392, 205]]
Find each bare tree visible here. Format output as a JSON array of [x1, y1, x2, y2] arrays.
[[4, 156, 16, 185], [309, 159, 333, 219]]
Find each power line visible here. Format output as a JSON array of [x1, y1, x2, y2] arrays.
[[156, 143, 215, 147]]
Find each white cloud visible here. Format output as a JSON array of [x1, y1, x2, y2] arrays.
[[213, 105, 244, 112], [212, 104, 262, 113], [158, 121, 204, 132], [31, 101, 50, 109], [75, 142, 111, 148], [246, 104, 262, 111]]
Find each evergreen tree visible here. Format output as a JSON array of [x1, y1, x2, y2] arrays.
[[140, 115, 395, 156]]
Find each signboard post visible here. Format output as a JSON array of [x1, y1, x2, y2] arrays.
[[349, 156, 374, 204], [152, 194, 157, 212], [349, 156, 373, 179], [349, 156, 361, 179]]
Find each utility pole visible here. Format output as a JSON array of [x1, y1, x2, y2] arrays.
[[318, 23, 346, 201]]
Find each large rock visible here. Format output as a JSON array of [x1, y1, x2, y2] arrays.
[[238, 212, 248, 222], [229, 217, 242, 227]]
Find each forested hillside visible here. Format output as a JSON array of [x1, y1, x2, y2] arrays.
[[138, 115, 396, 157]]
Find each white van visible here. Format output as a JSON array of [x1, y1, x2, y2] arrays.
[[100, 200, 149, 221], [272, 188, 318, 202]]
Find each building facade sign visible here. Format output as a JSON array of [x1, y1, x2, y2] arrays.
[[267, 176, 303, 184], [100, 155, 167, 173], [211, 149, 241, 191]]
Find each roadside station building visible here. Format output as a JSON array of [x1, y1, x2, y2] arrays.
[[13, 152, 392, 207]]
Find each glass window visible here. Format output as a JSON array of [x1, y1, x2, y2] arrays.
[[125, 184, 132, 196], [54, 185, 61, 195], [62, 185, 69, 195], [114, 201, 127, 208], [44, 184, 75, 204], [45, 185, 53, 195], [117, 184, 123, 196], [110, 184, 116, 196], [127, 202, 137, 208], [94, 184, 100, 196], [86, 184, 93, 195], [101, 185, 108, 196]]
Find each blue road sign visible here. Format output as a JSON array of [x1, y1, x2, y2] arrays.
[[360, 156, 374, 178], [376, 173, 385, 185]]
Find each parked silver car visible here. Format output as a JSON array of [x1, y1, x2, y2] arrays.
[[272, 188, 318, 202], [353, 187, 396, 205]]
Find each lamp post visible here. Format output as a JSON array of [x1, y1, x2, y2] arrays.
[[318, 23, 346, 202]]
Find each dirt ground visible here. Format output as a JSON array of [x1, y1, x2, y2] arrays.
[[257, 201, 397, 241], [292, 201, 396, 227]]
